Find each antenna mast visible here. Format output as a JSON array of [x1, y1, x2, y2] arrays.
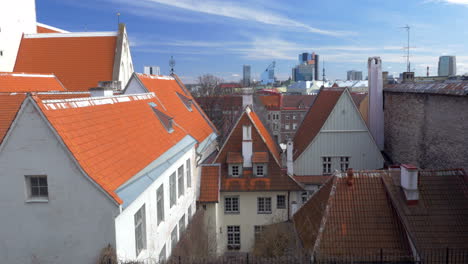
[[402, 25, 410, 72], [169, 56, 176, 74]]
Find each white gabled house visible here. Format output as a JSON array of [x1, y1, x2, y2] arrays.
[[290, 87, 384, 195], [0, 75, 217, 264]]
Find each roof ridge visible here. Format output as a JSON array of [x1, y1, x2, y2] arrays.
[[40, 93, 155, 110], [24, 32, 118, 38]]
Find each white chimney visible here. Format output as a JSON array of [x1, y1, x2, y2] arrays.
[[368, 57, 384, 150], [242, 121, 252, 168], [89, 87, 113, 97], [242, 93, 253, 109], [286, 139, 294, 175], [400, 164, 419, 205]]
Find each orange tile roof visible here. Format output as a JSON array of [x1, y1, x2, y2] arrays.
[[227, 152, 243, 163], [35, 92, 91, 100], [0, 93, 26, 144], [37, 24, 63, 33], [14, 33, 117, 91], [252, 152, 269, 163], [248, 110, 281, 165], [258, 95, 281, 109], [293, 175, 331, 185], [35, 93, 188, 204], [137, 74, 217, 143], [0, 72, 66, 92], [293, 88, 344, 160], [198, 165, 220, 202]]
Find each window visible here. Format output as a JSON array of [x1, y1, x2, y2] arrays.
[[229, 164, 242, 177], [285, 124, 290, 130], [178, 165, 184, 198], [170, 172, 176, 207], [171, 226, 178, 251], [179, 215, 186, 236], [134, 204, 146, 256], [186, 159, 191, 188], [322, 157, 332, 175], [254, 164, 267, 177], [277, 195, 286, 209], [159, 245, 166, 263], [292, 123, 297, 130], [340, 157, 350, 172], [254, 226, 266, 242], [225, 196, 239, 214], [292, 115, 297, 120], [302, 192, 309, 203], [25, 175, 48, 201], [257, 197, 272, 214], [157, 185, 165, 225], [227, 226, 240, 250], [0, 50, 3, 56], [268, 114, 271, 120], [286, 115, 290, 120]]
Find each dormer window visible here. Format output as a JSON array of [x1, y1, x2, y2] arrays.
[[230, 164, 242, 177], [177, 92, 193, 111], [252, 152, 268, 177], [227, 152, 243, 177], [254, 164, 267, 177], [151, 106, 174, 133]]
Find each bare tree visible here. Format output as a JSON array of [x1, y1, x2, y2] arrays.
[[252, 222, 305, 258], [196, 74, 225, 97]]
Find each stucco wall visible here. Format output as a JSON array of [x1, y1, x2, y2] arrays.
[[0, 101, 118, 264], [384, 92, 468, 171], [115, 148, 197, 262], [215, 191, 290, 255]]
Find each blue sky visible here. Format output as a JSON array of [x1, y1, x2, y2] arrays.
[[37, 0, 468, 83]]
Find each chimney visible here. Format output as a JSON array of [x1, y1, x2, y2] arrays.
[[402, 72, 414, 83], [98, 80, 121, 91], [242, 93, 253, 110], [346, 168, 354, 186], [400, 164, 419, 205], [286, 139, 294, 175], [367, 57, 384, 150], [242, 110, 253, 168], [89, 87, 114, 97]]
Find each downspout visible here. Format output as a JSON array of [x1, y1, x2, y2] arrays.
[[287, 190, 290, 221]]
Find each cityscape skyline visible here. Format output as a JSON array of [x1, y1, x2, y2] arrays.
[[36, 0, 468, 83]]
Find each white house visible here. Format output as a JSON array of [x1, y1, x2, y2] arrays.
[[290, 87, 384, 197], [0, 75, 217, 263], [198, 106, 303, 255]]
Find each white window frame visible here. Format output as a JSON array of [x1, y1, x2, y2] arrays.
[[227, 225, 240, 250], [186, 159, 192, 188], [257, 197, 272, 214], [178, 165, 184, 198], [225, 196, 240, 214], [25, 175, 49, 202], [322, 157, 332, 175], [254, 164, 267, 177], [157, 185, 165, 225], [134, 204, 146, 257], [254, 225, 266, 242], [340, 156, 350, 172], [277, 195, 286, 209], [170, 172, 176, 207], [285, 124, 290, 130]]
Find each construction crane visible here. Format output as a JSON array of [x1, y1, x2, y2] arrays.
[[261, 61, 276, 85]]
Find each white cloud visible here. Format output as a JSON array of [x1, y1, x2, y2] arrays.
[[425, 0, 468, 5], [110, 0, 353, 37]]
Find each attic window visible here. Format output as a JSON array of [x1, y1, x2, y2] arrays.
[[151, 106, 174, 133], [176, 92, 193, 111]]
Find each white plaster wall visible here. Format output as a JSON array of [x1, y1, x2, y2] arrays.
[[124, 76, 146, 94], [0, 101, 119, 264], [294, 91, 384, 175], [215, 191, 290, 254], [0, 0, 37, 72], [118, 31, 134, 89], [115, 148, 197, 262]]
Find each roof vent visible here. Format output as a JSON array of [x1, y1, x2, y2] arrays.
[[176, 92, 192, 111], [98, 80, 121, 90], [151, 106, 174, 133]]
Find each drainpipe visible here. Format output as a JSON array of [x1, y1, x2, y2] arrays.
[[287, 191, 290, 221]]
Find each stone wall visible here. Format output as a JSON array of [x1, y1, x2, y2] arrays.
[[384, 92, 468, 171]]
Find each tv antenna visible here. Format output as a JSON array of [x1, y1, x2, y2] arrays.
[[401, 25, 411, 72], [169, 56, 176, 74]]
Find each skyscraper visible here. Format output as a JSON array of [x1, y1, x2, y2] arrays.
[[293, 52, 319, 81], [243, 65, 251, 87], [438, 56, 456, 76], [347, 70, 363, 80]]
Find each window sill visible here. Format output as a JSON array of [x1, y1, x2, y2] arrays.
[[224, 211, 240, 215], [277, 207, 286, 209], [26, 198, 49, 203], [257, 211, 272, 214]]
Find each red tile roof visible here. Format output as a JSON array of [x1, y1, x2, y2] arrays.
[[281, 95, 316, 109], [198, 165, 220, 202], [227, 152, 243, 163], [294, 173, 413, 260], [35, 92, 91, 100], [137, 74, 217, 143], [293, 88, 345, 160], [293, 175, 331, 185], [14, 33, 117, 91], [0, 93, 26, 144], [258, 95, 281, 110], [0, 72, 66, 92], [252, 152, 269, 163], [383, 168, 468, 252], [36, 24, 66, 33], [34, 93, 188, 204], [247, 110, 281, 165]]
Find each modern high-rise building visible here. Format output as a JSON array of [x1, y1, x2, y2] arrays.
[[144, 66, 160, 75], [347, 70, 363, 81], [261, 61, 275, 85], [293, 52, 319, 81], [243, 65, 251, 87], [438, 56, 456, 76]]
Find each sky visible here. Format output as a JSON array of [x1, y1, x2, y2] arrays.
[[37, 0, 468, 83]]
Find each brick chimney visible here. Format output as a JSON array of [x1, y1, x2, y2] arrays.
[[286, 139, 294, 175], [242, 108, 253, 168], [400, 164, 419, 205], [346, 168, 354, 186]]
